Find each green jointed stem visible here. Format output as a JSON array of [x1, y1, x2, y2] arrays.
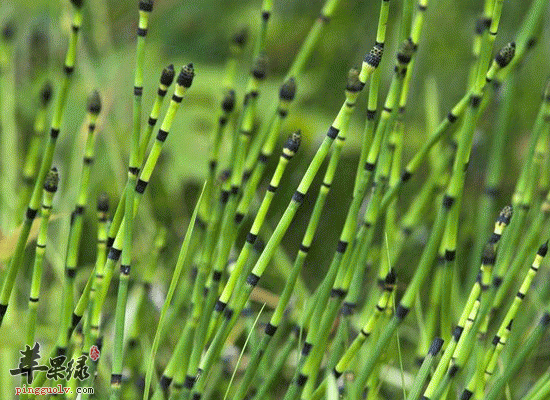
[[107, 63, 177, 251], [0, 0, 83, 327], [421, 206, 511, 399], [56, 91, 102, 353], [185, 131, 301, 396], [23, 168, 58, 367], [111, 2, 153, 392], [406, 338, 444, 400], [193, 48, 381, 398], [309, 271, 397, 400], [238, 78, 296, 221], [468, 73, 517, 285], [80, 194, 109, 397], [18, 82, 53, 220], [484, 311, 550, 400], [243, 0, 343, 176]]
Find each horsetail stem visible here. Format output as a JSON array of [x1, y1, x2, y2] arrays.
[[57, 90, 102, 343], [191, 47, 380, 399], [183, 131, 301, 396], [406, 338, 444, 400], [111, 1, 154, 392], [238, 77, 297, 220], [80, 193, 110, 395], [243, 0, 344, 176], [232, 71, 358, 398], [481, 242, 547, 388], [419, 206, 511, 399], [18, 82, 54, 219], [24, 168, 59, 354], [308, 270, 397, 400], [0, 0, 84, 327], [485, 311, 550, 400]]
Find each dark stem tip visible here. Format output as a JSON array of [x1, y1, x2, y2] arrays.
[[40, 81, 53, 106], [385, 268, 397, 285], [279, 77, 297, 101], [233, 27, 249, 47], [177, 63, 195, 88], [221, 90, 236, 112], [251, 53, 268, 80], [87, 90, 102, 115], [284, 130, 301, 153], [160, 64, 175, 86], [97, 193, 110, 212], [2, 20, 15, 40], [44, 167, 59, 192], [537, 240, 549, 257], [495, 42, 516, 68]]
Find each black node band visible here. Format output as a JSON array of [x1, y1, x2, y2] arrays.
[[470, 95, 482, 108], [128, 166, 140, 175], [120, 265, 131, 275], [258, 152, 269, 163], [449, 365, 459, 377], [214, 300, 226, 312], [108, 247, 122, 261], [366, 109, 376, 120], [29, 297, 39, 303], [51, 128, 60, 138], [139, 0, 153, 11], [447, 112, 458, 123], [267, 184, 277, 192], [330, 288, 346, 298], [445, 250, 456, 262], [429, 337, 444, 355], [220, 190, 229, 204], [246, 273, 260, 287], [302, 342, 312, 355], [341, 302, 355, 316], [26, 207, 38, 220], [158, 88, 167, 97], [212, 271, 222, 282], [460, 390, 473, 400], [160, 375, 172, 390], [137, 27, 148, 37], [235, 213, 244, 224], [453, 326, 464, 341], [333, 368, 342, 379], [442, 195, 455, 208], [327, 126, 339, 139], [135, 179, 148, 194], [365, 162, 376, 171], [265, 322, 277, 336], [111, 374, 123, 384], [299, 244, 310, 253], [297, 374, 308, 386], [395, 304, 409, 320], [83, 156, 94, 165], [336, 240, 348, 253], [172, 94, 183, 103], [148, 117, 157, 126], [183, 375, 196, 389], [64, 65, 74, 75], [293, 191, 305, 204], [134, 86, 143, 96], [66, 269, 76, 278], [246, 233, 257, 244], [157, 129, 169, 142]]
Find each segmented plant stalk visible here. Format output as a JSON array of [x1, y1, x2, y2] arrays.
[[21, 168, 58, 400], [406, 338, 444, 400], [107, 64, 176, 249], [18, 82, 53, 219], [80, 194, 109, 398], [0, 0, 84, 327], [56, 91, 102, 357], [191, 49, 380, 399], [181, 132, 301, 399]]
